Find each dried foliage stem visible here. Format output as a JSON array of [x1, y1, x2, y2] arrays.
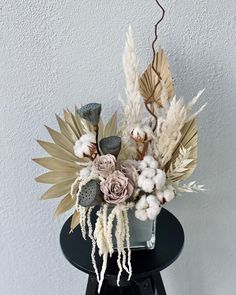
[[145, 0, 165, 132], [94, 125, 101, 155]]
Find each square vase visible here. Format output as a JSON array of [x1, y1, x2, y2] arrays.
[[112, 208, 156, 250]]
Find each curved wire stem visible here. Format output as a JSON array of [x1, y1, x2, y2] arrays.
[[145, 0, 165, 132]]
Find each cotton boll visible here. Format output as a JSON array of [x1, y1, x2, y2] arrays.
[[146, 206, 161, 220], [81, 143, 90, 156], [142, 168, 156, 178], [80, 167, 91, 178], [74, 144, 84, 158], [163, 189, 175, 202], [143, 156, 154, 166], [147, 195, 160, 206], [81, 132, 96, 144], [149, 160, 158, 169], [156, 191, 165, 204], [73, 132, 97, 158], [153, 169, 166, 190], [136, 195, 148, 210], [135, 209, 148, 221], [138, 161, 147, 171], [141, 179, 154, 193], [138, 174, 146, 188]]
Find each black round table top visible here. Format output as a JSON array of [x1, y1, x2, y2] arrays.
[[60, 208, 184, 280]]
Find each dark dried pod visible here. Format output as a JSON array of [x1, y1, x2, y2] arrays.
[[77, 103, 102, 125], [78, 180, 102, 207], [99, 136, 121, 158]]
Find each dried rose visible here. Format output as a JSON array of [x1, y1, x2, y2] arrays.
[[92, 154, 116, 178], [100, 171, 134, 204], [120, 160, 139, 185]]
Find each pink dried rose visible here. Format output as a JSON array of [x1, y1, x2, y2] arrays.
[[101, 171, 134, 204], [120, 160, 139, 185], [92, 154, 116, 178]]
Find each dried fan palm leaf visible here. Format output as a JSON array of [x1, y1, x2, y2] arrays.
[[35, 110, 93, 215], [54, 193, 75, 218], [139, 49, 175, 107], [70, 210, 80, 233], [166, 118, 198, 181]]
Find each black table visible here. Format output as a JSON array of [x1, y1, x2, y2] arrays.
[[60, 208, 184, 295]]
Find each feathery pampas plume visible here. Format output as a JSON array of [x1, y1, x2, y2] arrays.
[[120, 26, 143, 135], [153, 96, 187, 167]]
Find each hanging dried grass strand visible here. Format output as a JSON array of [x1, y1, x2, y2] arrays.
[[124, 209, 132, 280], [79, 206, 88, 240], [87, 207, 100, 283], [115, 208, 124, 286], [120, 211, 130, 276], [98, 252, 108, 294], [107, 206, 117, 256]]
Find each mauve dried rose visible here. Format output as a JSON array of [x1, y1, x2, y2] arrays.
[[100, 170, 134, 204], [92, 154, 116, 178]]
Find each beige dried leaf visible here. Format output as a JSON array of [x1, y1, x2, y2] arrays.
[[166, 119, 198, 181], [41, 179, 76, 200], [32, 157, 81, 170], [98, 118, 104, 141], [55, 114, 78, 143], [104, 112, 117, 137], [45, 126, 74, 153], [37, 140, 78, 162], [139, 49, 175, 107], [54, 193, 75, 218], [35, 170, 78, 184], [70, 210, 80, 233]]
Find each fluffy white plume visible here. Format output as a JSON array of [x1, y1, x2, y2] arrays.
[[152, 96, 187, 167], [120, 25, 143, 135]]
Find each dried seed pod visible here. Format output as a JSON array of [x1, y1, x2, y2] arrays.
[[78, 180, 102, 207], [77, 103, 102, 125], [99, 136, 121, 158]]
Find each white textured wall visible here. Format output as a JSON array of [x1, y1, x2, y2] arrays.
[[0, 1, 236, 294]]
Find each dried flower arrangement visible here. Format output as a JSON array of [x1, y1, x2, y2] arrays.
[[34, 1, 206, 293]]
